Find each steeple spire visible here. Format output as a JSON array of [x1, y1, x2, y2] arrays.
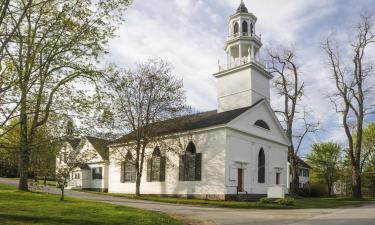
[[237, 0, 248, 13]]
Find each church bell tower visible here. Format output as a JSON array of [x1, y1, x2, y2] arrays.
[[214, 1, 272, 113]]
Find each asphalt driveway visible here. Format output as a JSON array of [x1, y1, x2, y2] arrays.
[[1, 178, 374, 225]]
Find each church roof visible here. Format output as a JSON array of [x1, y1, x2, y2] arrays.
[[236, 1, 249, 13], [111, 99, 264, 145]]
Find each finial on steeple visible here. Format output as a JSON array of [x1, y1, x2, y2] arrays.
[[237, 0, 248, 13]]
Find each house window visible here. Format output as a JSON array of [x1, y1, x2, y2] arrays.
[[179, 141, 202, 181], [306, 169, 309, 177], [92, 167, 102, 180], [147, 147, 166, 182], [299, 168, 303, 176], [74, 172, 80, 179], [242, 21, 248, 33], [254, 120, 270, 130], [121, 152, 136, 183], [258, 148, 265, 183]]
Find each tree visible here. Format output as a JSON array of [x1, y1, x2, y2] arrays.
[[0, 119, 59, 181], [2, 0, 131, 191], [55, 143, 95, 201], [361, 123, 375, 197], [268, 48, 319, 194], [107, 58, 188, 196], [307, 142, 341, 197], [323, 15, 375, 198]]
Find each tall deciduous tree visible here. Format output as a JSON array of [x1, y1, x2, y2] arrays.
[[2, 0, 131, 191], [268, 48, 319, 194], [108, 58, 188, 196], [323, 15, 375, 198], [307, 142, 341, 197]]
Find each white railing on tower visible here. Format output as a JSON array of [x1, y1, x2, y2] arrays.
[[218, 56, 267, 72], [226, 32, 261, 42]]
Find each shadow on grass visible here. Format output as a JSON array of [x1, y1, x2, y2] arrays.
[[0, 213, 104, 225]]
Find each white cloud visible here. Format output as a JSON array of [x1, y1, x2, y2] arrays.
[[106, 0, 375, 152]]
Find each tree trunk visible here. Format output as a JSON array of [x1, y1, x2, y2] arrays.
[[352, 165, 362, 199], [135, 172, 141, 196], [60, 187, 64, 201], [290, 153, 300, 194], [18, 95, 29, 191]]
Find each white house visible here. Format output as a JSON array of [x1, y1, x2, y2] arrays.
[[106, 2, 291, 200], [57, 136, 111, 192], [287, 157, 311, 189]]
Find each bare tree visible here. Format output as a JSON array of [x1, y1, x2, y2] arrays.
[[107, 58, 188, 196], [268, 48, 319, 194], [323, 15, 375, 198]]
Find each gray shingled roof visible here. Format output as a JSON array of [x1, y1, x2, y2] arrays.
[[66, 138, 81, 149], [297, 157, 312, 169], [85, 136, 111, 160], [112, 99, 264, 145]]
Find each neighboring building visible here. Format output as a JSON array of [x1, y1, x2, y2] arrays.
[[57, 136, 111, 192], [106, 2, 290, 200], [287, 157, 311, 190]]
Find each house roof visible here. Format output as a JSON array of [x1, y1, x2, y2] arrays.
[[66, 138, 81, 149], [297, 157, 312, 169], [85, 136, 111, 160], [112, 99, 264, 145]]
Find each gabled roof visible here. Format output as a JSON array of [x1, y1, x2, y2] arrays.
[[112, 99, 264, 145], [66, 138, 81, 149], [84, 136, 111, 160]]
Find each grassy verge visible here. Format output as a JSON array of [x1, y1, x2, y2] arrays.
[[77, 190, 374, 209], [0, 183, 181, 225], [7, 178, 56, 187]]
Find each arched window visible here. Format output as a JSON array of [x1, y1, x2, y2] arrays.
[[233, 22, 239, 35], [250, 23, 254, 35], [255, 120, 270, 130], [179, 141, 202, 181], [146, 147, 166, 182], [242, 21, 248, 34], [121, 152, 136, 183], [258, 148, 265, 183]]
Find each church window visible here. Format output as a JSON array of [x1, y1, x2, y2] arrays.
[[250, 23, 254, 35], [121, 152, 136, 183], [258, 148, 265, 183], [179, 141, 202, 181], [233, 22, 239, 35], [254, 120, 270, 130], [146, 147, 166, 182], [276, 172, 280, 185], [242, 21, 248, 34]]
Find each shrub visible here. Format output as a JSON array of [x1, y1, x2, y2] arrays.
[[259, 197, 272, 204], [276, 197, 295, 205]]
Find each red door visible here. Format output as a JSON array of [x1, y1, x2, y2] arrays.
[[237, 168, 243, 192]]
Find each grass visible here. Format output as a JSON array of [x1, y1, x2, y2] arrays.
[[78, 190, 374, 209], [8, 178, 57, 187], [0, 183, 181, 225]]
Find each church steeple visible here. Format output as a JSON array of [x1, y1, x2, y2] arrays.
[[222, 0, 262, 71], [214, 1, 272, 113]]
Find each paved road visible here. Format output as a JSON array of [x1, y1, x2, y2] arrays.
[[1, 178, 374, 225]]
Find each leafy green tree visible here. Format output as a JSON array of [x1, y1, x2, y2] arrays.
[[361, 123, 375, 197], [2, 0, 131, 191], [307, 142, 341, 197]]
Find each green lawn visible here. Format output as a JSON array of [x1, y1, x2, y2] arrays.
[[81, 191, 373, 209], [0, 183, 181, 225]]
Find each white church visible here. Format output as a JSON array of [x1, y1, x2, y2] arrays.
[[59, 2, 299, 200]]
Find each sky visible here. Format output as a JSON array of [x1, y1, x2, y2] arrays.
[[106, 0, 375, 157]]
